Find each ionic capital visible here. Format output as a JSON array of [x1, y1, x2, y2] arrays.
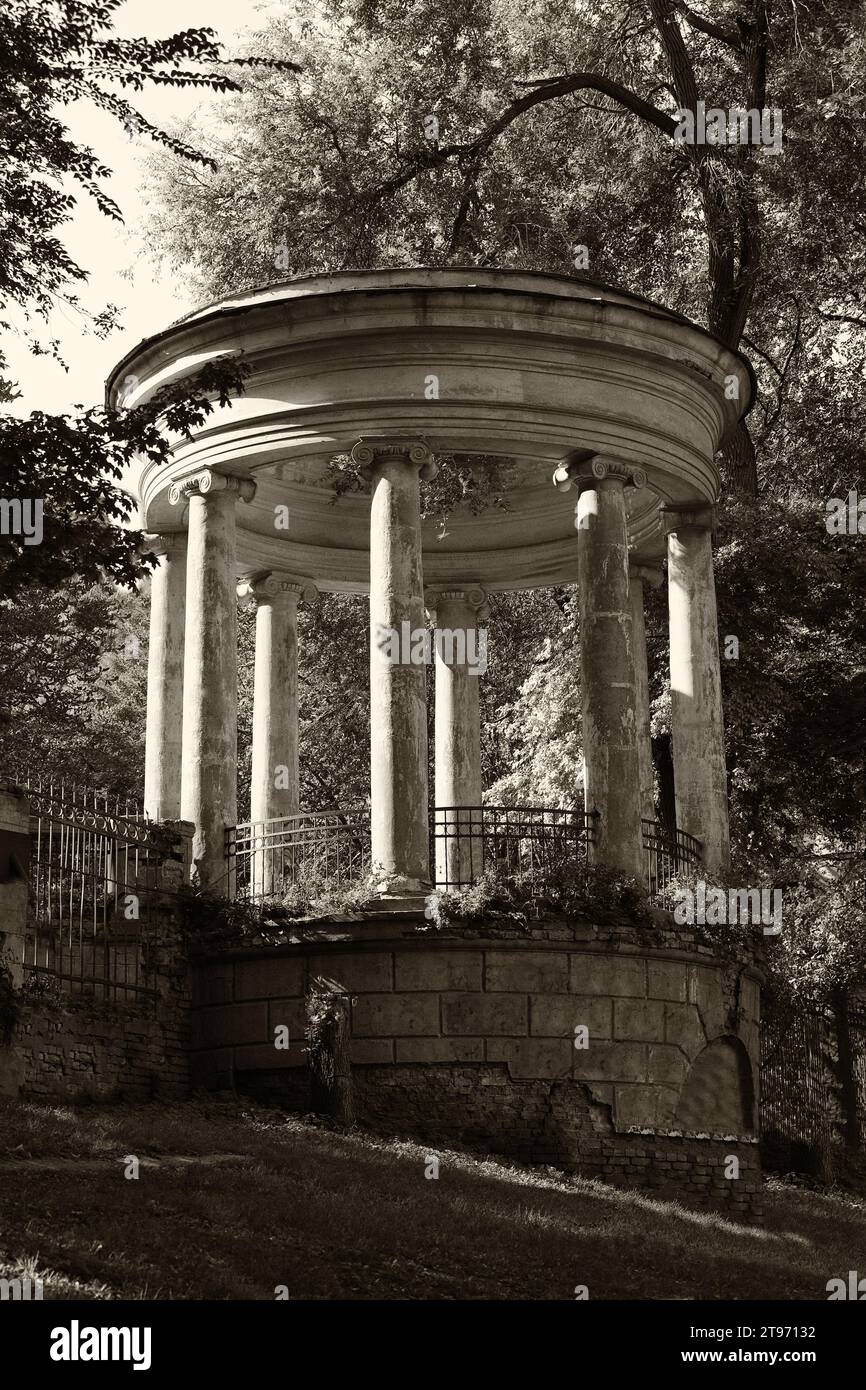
[[628, 557, 664, 589], [169, 469, 256, 507], [237, 572, 319, 611], [350, 436, 438, 481], [553, 454, 647, 493], [424, 585, 490, 626], [661, 502, 716, 535], [139, 532, 186, 560]]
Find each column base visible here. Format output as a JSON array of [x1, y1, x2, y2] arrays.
[[370, 873, 433, 912]]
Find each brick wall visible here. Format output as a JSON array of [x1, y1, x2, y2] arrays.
[[13, 906, 191, 1103], [189, 913, 763, 1221]]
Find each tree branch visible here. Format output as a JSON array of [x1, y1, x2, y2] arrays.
[[677, 4, 742, 47]]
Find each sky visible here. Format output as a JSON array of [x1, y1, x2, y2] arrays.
[[8, 0, 278, 417]]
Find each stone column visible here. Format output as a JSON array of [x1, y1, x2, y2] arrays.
[[629, 558, 663, 825], [171, 469, 256, 892], [426, 586, 488, 888], [553, 455, 645, 879], [239, 572, 319, 897], [142, 533, 187, 822], [663, 505, 730, 873], [352, 436, 436, 900]]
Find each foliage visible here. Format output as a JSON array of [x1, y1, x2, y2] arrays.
[[425, 859, 655, 929], [0, 0, 295, 595], [328, 450, 513, 531], [0, 965, 18, 1046], [0, 580, 147, 796], [764, 859, 866, 1007]]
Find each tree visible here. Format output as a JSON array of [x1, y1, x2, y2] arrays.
[[145, 0, 866, 499], [0, 0, 298, 596]]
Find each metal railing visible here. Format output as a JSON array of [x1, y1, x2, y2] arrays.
[[228, 806, 703, 905], [642, 819, 703, 902], [22, 786, 188, 1001], [229, 810, 372, 900], [431, 804, 597, 891]]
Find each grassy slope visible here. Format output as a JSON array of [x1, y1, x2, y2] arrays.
[[0, 1098, 864, 1300]]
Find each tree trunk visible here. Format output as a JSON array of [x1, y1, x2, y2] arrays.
[[307, 977, 355, 1125]]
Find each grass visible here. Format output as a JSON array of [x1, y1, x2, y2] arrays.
[[0, 1097, 864, 1300]]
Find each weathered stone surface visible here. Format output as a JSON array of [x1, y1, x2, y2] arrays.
[[395, 949, 482, 992], [233, 1041, 306, 1070], [396, 1037, 484, 1064], [530, 993, 612, 1040], [485, 951, 569, 993], [614, 998, 666, 1042], [441, 993, 527, 1036], [648, 1043, 689, 1089], [192, 1002, 268, 1049], [647, 960, 689, 1002], [352, 992, 440, 1037], [267, 998, 307, 1039], [570, 953, 646, 997], [349, 1039, 395, 1064], [572, 1041, 647, 1083], [487, 1038, 573, 1080], [664, 1001, 706, 1057], [235, 956, 304, 1002], [309, 951, 392, 992]]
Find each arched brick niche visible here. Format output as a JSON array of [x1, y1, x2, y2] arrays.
[[189, 915, 763, 1221], [675, 1035, 756, 1135]]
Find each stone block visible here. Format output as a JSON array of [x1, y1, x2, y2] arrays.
[[648, 1043, 689, 1089], [664, 1002, 706, 1057], [572, 1041, 647, 1083], [647, 960, 689, 1002], [570, 953, 646, 997], [395, 949, 482, 991], [352, 993, 440, 1037], [349, 1039, 395, 1064], [688, 966, 726, 1036], [487, 1038, 573, 1080], [441, 993, 527, 1036], [233, 1041, 306, 1070], [614, 998, 665, 1042], [485, 950, 568, 992], [267, 998, 308, 1040], [530, 994, 612, 1040], [613, 1084, 663, 1128], [192, 1002, 268, 1049], [235, 956, 304, 1001], [192, 965, 233, 1007], [309, 951, 393, 992], [741, 976, 760, 1022], [396, 1038, 484, 1063]]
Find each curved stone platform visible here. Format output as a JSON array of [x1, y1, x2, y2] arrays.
[[189, 913, 763, 1222]]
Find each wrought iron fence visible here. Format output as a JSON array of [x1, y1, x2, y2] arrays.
[[431, 804, 597, 891], [229, 806, 703, 903], [642, 819, 703, 903], [229, 810, 372, 900], [22, 787, 187, 1001]]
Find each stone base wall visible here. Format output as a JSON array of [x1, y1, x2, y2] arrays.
[[189, 913, 763, 1221], [10, 905, 191, 1103], [15, 992, 189, 1102]]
